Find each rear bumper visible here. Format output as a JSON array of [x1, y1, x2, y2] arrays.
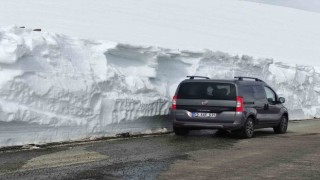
[[170, 109, 246, 130], [173, 121, 243, 130]]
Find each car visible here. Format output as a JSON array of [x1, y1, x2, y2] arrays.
[[170, 76, 288, 138]]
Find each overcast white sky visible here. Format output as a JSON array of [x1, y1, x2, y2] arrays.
[[245, 0, 320, 13]]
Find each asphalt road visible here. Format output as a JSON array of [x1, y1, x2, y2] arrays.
[[0, 119, 320, 180]]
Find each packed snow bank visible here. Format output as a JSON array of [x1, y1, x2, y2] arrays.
[[1, 0, 320, 66], [0, 26, 319, 147]]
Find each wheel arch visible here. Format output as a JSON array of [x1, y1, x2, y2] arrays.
[[247, 113, 257, 125], [282, 112, 289, 120]]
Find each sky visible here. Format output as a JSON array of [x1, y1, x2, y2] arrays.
[[245, 0, 320, 13]]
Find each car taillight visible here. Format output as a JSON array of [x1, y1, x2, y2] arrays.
[[171, 95, 177, 110], [236, 96, 244, 112]]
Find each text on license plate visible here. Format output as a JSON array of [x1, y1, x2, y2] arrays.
[[192, 112, 216, 118]]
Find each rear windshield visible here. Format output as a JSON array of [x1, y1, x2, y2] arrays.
[[177, 82, 236, 100]]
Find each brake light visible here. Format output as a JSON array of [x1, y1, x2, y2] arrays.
[[171, 95, 177, 110], [236, 96, 244, 112]]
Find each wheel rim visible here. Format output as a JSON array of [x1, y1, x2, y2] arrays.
[[246, 119, 254, 137], [281, 117, 288, 132]]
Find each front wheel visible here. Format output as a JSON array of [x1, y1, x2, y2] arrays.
[[234, 117, 255, 138], [273, 115, 288, 134]]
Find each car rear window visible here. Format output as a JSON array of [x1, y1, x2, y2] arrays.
[[177, 82, 236, 100]]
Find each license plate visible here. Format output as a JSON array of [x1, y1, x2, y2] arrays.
[[192, 112, 216, 118]]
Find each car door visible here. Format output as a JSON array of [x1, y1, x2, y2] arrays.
[[252, 85, 271, 124], [240, 85, 255, 109], [264, 86, 282, 123]]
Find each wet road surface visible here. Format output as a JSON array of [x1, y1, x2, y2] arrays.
[[0, 119, 320, 180]]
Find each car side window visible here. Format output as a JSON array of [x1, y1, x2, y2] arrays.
[[264, 86, 276, 103], [252, 85, 266, 100], [241, 85, 254, 101]]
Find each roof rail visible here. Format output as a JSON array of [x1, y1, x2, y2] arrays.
[[187, 76, 210, 80], [234, 76, 264, 82]]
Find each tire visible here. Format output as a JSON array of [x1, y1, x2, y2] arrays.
[[274, 115, 288, 134], [173, 127, 189, 136], [234, 117, 255, 138]]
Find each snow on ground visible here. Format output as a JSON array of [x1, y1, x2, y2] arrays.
[[0, 26, 320, 147], [1, 0, 320, 66]]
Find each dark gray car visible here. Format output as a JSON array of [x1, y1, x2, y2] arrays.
[[170, 76, 288, 138]]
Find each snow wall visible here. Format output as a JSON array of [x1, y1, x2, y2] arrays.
[[0, 26, 319, 147]]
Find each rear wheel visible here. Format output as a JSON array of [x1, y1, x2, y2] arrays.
[[274, 115, 288, 134], [234, 117, 255, 138], [173, 127, 189, 136]]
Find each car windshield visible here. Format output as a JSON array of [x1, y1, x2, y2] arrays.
[[178, 82, 236, 100]]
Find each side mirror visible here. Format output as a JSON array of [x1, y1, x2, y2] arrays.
[[278, 97, 285, 104]]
